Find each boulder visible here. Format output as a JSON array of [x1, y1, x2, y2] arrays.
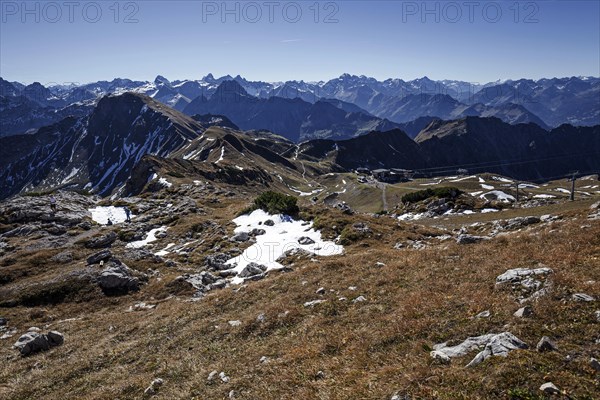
[[87, 249, 112, 265], [239, 262, 267, 278], [505, 216, 541, 230], [536, 336, 558, 352], [230, 232, 249, 242], [50, 251, 73, 264], [206, 253, 231, 271], [144, 378, 164, 396], [539, 382, 560, 395], [590, 357, 600, 372], [97, 261, 140, 294], [496, 267, 553, 302], [572, 293, 595, 302], [250, 228, 266, 236], [298, 236, 315, 245], [85, 231, 117, 249], [514, 306, 533, 318], [456, 234, 486, 245], [13, 330, 64, 356], [431, 332, 528, 367]]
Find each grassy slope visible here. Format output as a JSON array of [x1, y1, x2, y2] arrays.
[[0, 198, 599, 399]]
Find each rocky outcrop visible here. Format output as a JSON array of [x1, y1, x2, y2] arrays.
[[13, 330, 64, 356], [97, 261, 141, 294]]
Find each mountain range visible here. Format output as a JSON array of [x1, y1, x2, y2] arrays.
[[1, 74, 598, 139], [1, 92, 598, 200]]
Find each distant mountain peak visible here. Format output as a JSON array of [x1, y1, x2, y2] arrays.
[[154, 75, 171, 86], [213, 80, 249, 98]]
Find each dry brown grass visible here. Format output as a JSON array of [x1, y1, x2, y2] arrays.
[[0, 201, 599, 399]]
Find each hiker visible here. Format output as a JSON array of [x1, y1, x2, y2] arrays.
[[124, 207, 131, 223], [50, 195, 57, 213], [107, 218, 113, 226]]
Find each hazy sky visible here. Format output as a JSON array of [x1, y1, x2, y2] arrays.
[[1, 0, 599, 85]]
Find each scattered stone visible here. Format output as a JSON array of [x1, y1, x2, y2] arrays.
[[352, 296, 367, 303], [228, 320, 241, 327], [0, 317, 7, 326], [1, 328, 17, 340], [205, 253, 231, 271], [304, 299, 326, 307], [474, 310, 491, 319], [315, 370, 326, 380], [505, 216, 541, 230], [238, 262, 267, 278], [86, 249, 112, 265], [228, 390, 236, 399], [316, 287, 326, 295], [256, 313, 265, 323], [13, 330, 64, 356], [572, 293, 595, 302], [219, 371, 230, 383], [456, 234, 486, 245], [536, 336, 558, 352], [393, 242, 404, 249], [127, 302, 156, 312], [259, 356, 269, 364], [264, 219, 275, 226], [28, 327, 41, 332], [431, 332, 528, 367], [495, 267, 553, 302], [298, 236, 315, 245], [207, 370, 218, 382], [595, 310, 600, 322], [375, 262, 386, 267], [144, 378, 164, 396], [85, 231, 117, 248], [250, 228, 266, 236], [590, 357, 600, 372], [230, 232, 249, 242], [50, 251, 73, 264], [514, 306, 533, 318], [539, 382, 560, 395]]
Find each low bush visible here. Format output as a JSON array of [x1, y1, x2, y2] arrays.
[[401, 187, 462, 204], [245, 191, 299, 216]]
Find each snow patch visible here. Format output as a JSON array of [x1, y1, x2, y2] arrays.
[[225, 210, 343, 284], [126, 227, 167, 249], [89, 206, 133, 225]]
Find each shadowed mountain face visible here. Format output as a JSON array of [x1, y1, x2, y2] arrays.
[[0, 93, 205, 198], [183, 80, 402, 142]]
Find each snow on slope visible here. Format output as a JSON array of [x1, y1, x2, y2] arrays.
[[225, 210, 343, 284], [89, 206, 133, 225]]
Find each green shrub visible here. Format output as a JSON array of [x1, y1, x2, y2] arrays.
[[248, 191, 299, 216], [401, 187, 462, 204]]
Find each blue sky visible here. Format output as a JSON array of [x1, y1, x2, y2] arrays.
[[1, 0, 599, 85]]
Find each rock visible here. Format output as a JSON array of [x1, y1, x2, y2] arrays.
[[28, 327, 42, 332], [536, 336, 558, 352], [0, 317, 7, 326], [335, 202, 353, 215], [250, 228, 266, 236], [505, 216, 541, 230], [474, 310, 491, 319], [85, 231, 117, 249], [86, 249, 112, 265], [259, 356, 269, 363], [50, 251, 73, 264], [304, 299, 326, 307], [539, 382, 560, 395], [352, 296, 367, 303], [97, 261, 140, 294], [219, 371, 230, 383], [206, 253, 231, 271], [228, 320, 241, 327], [315, 370, 326, 380], [316, 287, 326, 295], [155, 230, 167, 239], [572, 293, 595, 302], [495, 267, 553, 302], [207, 370, 218, 382], [127, 302, 156, 312], [514, 306, 533, 318], [393, 242, 404, 249], [298, 236, 315, 245], [375, 262, 386, 267], [238, 262, 267, 278], [596, 310, 600, 322], [230, 232, 249, 242], [13, 330, 64, 356], [264, 219, 275, 226], [229, 390, 236, 399], [431, 332, 528, 367], [456, 234, 486, 245], [144, 378, 164, 396], [590, 357, 600, 372], [352, 222, 371, 233]]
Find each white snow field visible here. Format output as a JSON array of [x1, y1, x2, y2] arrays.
[[225, 210, 344, 284], [89, 206, 134, 225]]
